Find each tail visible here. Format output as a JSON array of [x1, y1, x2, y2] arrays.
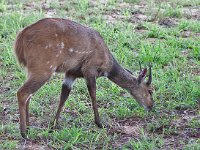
[[14, 30, 26, 67]]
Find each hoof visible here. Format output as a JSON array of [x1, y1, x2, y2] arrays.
[[48, 128, 54, 133], [21, 132, 27, 139], [50, 119, 59, 130], [49, 124, 61, 133], [26, 126, 30, 132], [95, 121, 103, 128], [49, 121, 60, 132]]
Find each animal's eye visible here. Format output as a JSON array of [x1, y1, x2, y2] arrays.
[[148, 90, 153, 95]]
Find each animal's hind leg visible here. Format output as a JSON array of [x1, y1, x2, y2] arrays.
[[17, 72, 51, 139]]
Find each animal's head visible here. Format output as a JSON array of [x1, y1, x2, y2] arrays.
[[129, 64, 154, 110]]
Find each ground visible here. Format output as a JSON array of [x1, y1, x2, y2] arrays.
[[0, 0, 200, 149]]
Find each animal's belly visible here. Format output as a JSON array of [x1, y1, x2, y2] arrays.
[[55, 58, 83, 76]]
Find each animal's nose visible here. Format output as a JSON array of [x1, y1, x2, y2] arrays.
[[145, 103, 154, 111], [147, 105, 153, 110]]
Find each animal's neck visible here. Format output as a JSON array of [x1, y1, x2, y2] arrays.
[[108, 57, 138, 91]]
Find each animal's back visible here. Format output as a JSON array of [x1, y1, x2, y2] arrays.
[[14, 18, 112, 74]]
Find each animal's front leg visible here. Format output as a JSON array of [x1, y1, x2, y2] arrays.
[[86, 76, 102, 128], [52, 75, 75, 129]]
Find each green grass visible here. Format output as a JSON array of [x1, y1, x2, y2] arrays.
[[0, 0, 200, 149]]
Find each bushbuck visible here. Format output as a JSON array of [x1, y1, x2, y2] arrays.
[[14, 18, 153, 139]]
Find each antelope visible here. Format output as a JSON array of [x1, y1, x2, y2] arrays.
[[14, 18, 153, 139]]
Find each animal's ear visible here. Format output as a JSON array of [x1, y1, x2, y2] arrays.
[[146, 64, 152, 86], [137, 68, 147, 84]]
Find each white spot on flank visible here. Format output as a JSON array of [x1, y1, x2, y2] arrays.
[[45, 44, 51, 49], [61, 42, 64, 49], [59, 50, 62, 54], [63, 77, 75, 88], [55, 34, 58, 37], [69, 48, 74, 52], [73, 50, 93, 54]]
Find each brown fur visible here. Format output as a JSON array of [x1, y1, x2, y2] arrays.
[[14, 30, 27, 66], [14, 18, 153, 139], [14, 18, 112, 75]]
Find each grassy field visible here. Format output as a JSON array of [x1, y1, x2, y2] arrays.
[[0, 0, 200, 149]]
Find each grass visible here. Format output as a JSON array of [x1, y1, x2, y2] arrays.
[[0, 0, 200, 149]]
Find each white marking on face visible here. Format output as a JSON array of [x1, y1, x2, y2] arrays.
[[69, 48, 74, 52], [47, 61, 50, 64], [61, 42, 64, 49], [63, 77, 75, 88]]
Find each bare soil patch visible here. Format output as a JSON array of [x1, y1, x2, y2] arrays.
[[158, 17, 177, 27], [108, 108, 200, 149], [108, 116, 144, 148], [17, 140, 51, 150], [103, 9, 126, 24], [182, 7, 200, 20]]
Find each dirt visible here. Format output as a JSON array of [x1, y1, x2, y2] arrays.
[[181, 30, 200, 38], [108, 116, 144, 148], [89, 0, 109, 7], [182, 7, 200, 20], [107, 108, 200, 149], [0, 87, 11, 94], [129, 13, 148, 23], [103, 9, 127, 24], [17, 140, 51, 150], [158, 17, 177, 27]]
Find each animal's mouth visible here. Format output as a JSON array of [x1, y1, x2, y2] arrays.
[[130, 94, 154, 110], [142, 103, 154, 111]]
